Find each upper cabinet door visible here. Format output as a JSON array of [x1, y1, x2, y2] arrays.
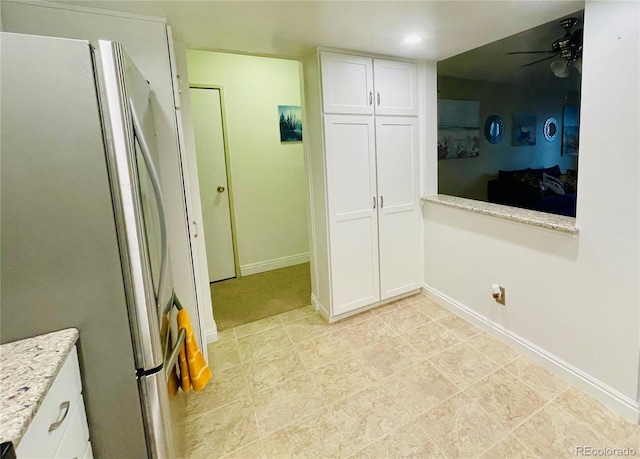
[[320, 52, 374, 115], [373, 59, 418, 116]]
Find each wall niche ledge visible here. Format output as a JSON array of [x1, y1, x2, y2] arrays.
[[422, 194, 579, 236]]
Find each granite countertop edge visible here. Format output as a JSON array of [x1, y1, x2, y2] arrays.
[[0, 328, 79, 448], [423, 194, 579, 235]]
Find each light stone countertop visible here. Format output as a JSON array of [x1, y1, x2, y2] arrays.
[[422, 194, 579, 235], [0, 328, 79, 448]]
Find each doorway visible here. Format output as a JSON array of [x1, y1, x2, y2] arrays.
[[187, 51, 311, 331]]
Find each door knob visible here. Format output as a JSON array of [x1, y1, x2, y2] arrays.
[[217, 186, 225, 193]]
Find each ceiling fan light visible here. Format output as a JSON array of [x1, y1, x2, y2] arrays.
[[550, 58, 570, 78]]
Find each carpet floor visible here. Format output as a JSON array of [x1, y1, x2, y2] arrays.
[[210, 262, 311, 331]]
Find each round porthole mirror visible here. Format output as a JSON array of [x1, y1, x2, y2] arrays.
[[484, 115, 504, 144], [544, 117, 559, 142]]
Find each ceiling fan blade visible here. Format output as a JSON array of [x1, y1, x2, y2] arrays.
[[507, 51, 557, 55], [521, 55, 557, 67]]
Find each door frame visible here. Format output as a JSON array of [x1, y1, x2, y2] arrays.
[[189, 84, 241, 280]]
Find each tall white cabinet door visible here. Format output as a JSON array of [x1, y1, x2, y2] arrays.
[[375, 117, 420, 299], [321, 52, 374, 115], [324, 115, 380, 314], [373, 59, 418, 116]]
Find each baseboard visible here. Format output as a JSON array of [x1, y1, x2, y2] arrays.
[[240, 253, 310, 277], [205, 327, 218, 344], [422, 283, 640, 423], [312, 293, 330, 321]]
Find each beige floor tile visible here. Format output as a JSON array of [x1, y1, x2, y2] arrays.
[[417, 393, 509, 458], [428, 343, 500, 389], [220, 439, 267, 459], [243, 347, 307, 392], [624, 428, 639, 450], [360, 336, 425, 378], [466, 332, 520, 366], [437, 313, 482, 339], [377, 304, 432, 334], [233, 314, 282, 338], [282, 313, 331, 344], [553, 387, 638, 445], [237, 324, 293, 362], [481, 435, 538, 459], [252, 373, 325, 436], [372, 299, 406, 315], [207, 339, 242, 372], [215, 328, 237, 344], [513, 404, 613, 458], [504, 357, 568, 400], [401, 321, 462, 358], [310, 353, 381, 403], [294, 330, 354, 370], [330, 383, 413, 453], [411, 298, 451, 320], [277, 304, 318, 324], [352, 421, 445, 458], [327, 309, 376, 331], [183, 398, 260, 458], [337, 316, 398, 350], [184, 365, 251, 419], [384, 361, 459, 418], [262, 408, 353, 458], [464, 369, 547, 430]]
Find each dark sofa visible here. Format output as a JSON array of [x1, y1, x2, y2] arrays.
[[487, 165, 577, 217]]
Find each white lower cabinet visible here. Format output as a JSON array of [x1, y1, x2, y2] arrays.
[[17, 347, 92, 459], [306, 47, 420, 320]]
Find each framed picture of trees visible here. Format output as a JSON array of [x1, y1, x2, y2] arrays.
[[278, 105, 303, 142]]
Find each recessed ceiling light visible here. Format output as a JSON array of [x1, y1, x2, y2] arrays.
[[403, 35, 423, 44]]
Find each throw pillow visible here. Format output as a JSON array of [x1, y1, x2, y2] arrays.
[[559, 173, 577, 194], [542, 172, 565, 195]]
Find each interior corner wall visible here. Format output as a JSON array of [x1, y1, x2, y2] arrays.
[[186, 50, 309, 275], [437, 76, 579, 201], [423, 0, 639, 414]]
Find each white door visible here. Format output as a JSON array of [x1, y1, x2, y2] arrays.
[[190, 88, 236, 282], [320, 52, 374, 115], [373, 59, 418, 116], [375, 117, 420, 299], [324, 115, 380, 315]]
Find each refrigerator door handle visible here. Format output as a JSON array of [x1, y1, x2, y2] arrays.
[[129, 99, 169, 307]]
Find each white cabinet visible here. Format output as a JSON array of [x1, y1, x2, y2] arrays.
[[305, 49, 420, 320], [320, 51, 418, 116], [17, 347, 92, 459]]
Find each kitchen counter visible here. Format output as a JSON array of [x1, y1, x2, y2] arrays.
[[0, 328, 79, 449]]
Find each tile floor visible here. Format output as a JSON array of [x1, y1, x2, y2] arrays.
[[182, 293, 639, 458]]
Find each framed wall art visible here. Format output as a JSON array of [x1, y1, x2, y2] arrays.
[[437, 99, 480, 159], [278, 105, 303, 142]]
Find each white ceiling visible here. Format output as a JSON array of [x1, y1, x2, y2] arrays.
[[55, 0, 585, 62]]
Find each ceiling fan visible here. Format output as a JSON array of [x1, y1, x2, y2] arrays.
[[508, 17, 583, 78]]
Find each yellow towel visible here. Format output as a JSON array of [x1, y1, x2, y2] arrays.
[[177, 309, 212, 392]]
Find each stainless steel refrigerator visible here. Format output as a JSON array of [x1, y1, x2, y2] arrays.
[[1, 32, 185, 458]]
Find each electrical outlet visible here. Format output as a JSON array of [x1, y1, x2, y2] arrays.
[[497, 286, 506, 305]]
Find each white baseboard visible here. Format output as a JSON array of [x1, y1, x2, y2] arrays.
[[240, 252, 310, 277], [311, 293, 329, 321], [422, 283, 640, 423], [206, 327, 218, 344]]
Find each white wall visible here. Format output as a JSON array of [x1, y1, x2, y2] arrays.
[[423, 0, 639, 418], [187, 50, 310, 275], [437, 76, 579, 201]]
